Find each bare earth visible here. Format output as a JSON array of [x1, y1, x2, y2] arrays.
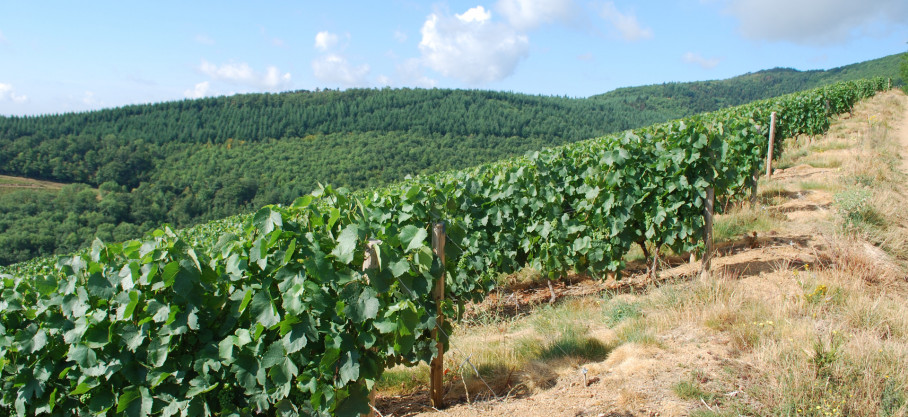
[[374, 90, 908, 417]]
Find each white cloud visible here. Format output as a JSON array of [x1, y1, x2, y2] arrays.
[[457, 6, 492, 22], [0, 83, 27, 103], [724, 0, 908, 45], [377, 75, 393, 87], [682, 52, 721, 69], [82, 91, 97, 105], [314, 31, 339, 51], [199, 60, 292, 90], [184, 81, 211, 99], [312, 54, 371, 87], [194, 34, 215, 45], [394, 29, 408, 43], [496, 0, 577, 31], [367, 59, 438, 89], [396, 58, 437, 88], [577, 52, 593, 61], [599, 2, 653, 41], [419, 6, 530, 84]]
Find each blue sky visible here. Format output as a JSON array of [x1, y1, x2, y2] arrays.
[[1, 0, 906, 116]]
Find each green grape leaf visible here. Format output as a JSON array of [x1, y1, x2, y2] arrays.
[[399, 225, 427, 252], [253, 207, 283, 235], [331, 225, 360, 264]]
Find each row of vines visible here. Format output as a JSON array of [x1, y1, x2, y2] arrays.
[[0, 78, 890, 416]]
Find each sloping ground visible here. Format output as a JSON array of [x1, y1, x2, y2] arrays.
[[374, 90, 908, 417], [0, 175, 66, 194]]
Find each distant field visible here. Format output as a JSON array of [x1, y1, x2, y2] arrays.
[[0, 175, 67, 194]]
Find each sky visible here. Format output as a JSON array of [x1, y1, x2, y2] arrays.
[[1, 0, 906, 116]]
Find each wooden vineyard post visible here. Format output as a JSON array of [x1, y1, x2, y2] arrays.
[[430, 223, 447, 409], [888, 78, 891, 90], [701, 187, 715, 280], [362, 240, 381, 417], [766, 112, 777, 179]]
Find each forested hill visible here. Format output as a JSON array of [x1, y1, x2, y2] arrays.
[[591, 52, 903, 115], [0, 89, 665, 148], [0, 89, 683, 265], [0, 53, 902, 265]]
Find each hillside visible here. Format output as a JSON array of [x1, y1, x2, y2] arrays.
[[0, 54, 902, 265], [592, 53, 904, 116]]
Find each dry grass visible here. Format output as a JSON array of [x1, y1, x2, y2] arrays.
[[0, 174, 66, 195]]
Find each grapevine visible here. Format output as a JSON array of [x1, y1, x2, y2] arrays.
[[0, 78, 888, 416]]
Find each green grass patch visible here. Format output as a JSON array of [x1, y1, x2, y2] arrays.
[[805, 158, 843, 169], [614, 317, 659, 346], [776, 148, 809, 170], [756, 183, 789, 206], [808, 140, 852, 153], [797, 181, 836, 192], [714, 207, 779, 243], [673, 379, 718, 402], [603, 299, 642, 326], [833, 188, 884, 232], [375, 365, 429, 393]]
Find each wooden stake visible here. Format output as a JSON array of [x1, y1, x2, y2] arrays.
[[362, 240, 381, 417], [701, 187, 714, 280], [430, 223, 446, 409], [766, 112, 777, 179]]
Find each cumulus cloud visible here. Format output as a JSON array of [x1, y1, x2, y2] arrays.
[[599, 2, 653, 41], [0, 83, 27, 103], [184, 81, 212, 99], [314, 31, 339, 51], [682, 52, 721, 69], [199, 60, 292, 90], [419, 6, 530, 84], [725, 0, 908, 45], [312, 54, 371, 87], [496, 0, 577, 31]]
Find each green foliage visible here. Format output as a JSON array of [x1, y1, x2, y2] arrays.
[[592, 53, 903, 114], [0, 54, 899, 266], [900, 52, 908, 93], [603, 299, 641, 326], [0, 78, 887, 416], [833, 188, 882, 231], [673, 379, 717, 402], [810, 332, 845, 380]]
